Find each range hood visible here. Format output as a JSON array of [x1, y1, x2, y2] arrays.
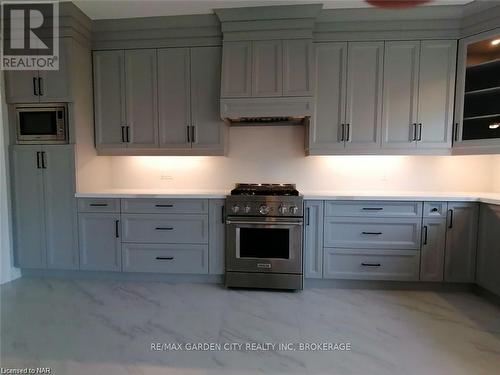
[[215, 4, 321, 125]]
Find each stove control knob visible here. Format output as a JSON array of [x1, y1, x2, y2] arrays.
[[259, 205, 270, 215], [232, 205, 240, 213], [243, 205, 251, 214], [289, 205, 298, 214], [278, 205, 288, 214]]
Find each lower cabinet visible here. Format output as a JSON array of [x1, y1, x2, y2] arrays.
[[420, 218, 446, 281], [122, 244, 208, 274], [476, 204, 500, 296], [323, 248, 420, 281], [304, 201, 324, 278], [208, 199, 225, 275], [78, 213, 122, 272]]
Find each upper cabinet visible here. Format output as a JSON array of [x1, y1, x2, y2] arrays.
[[93, 46, 226, 155], [221, 39, 314, 98], [309, 41, 383, 153], [382, 40, 456, 150], [454, 29, 500, 153], [5, 38, 73, 103]]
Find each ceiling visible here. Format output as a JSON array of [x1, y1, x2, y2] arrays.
[[73, 0, 473, 20]]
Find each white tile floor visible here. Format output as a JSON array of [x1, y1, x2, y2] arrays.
[[1, 278, 500, 375]]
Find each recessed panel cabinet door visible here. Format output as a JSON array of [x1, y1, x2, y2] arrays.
[[209, 199, 225, 275], [444, 202, 478, 283], [42, 145, 78, 269], [476, 204, 500, 296], [345, 42, 384, 150], [283, 39, 314, 97], [4, 70, 39, 103], [221, 41, 252, 98], [79, 213, 121, 271], [304, 201, 324, 278], [93, 50, 126, 148], [38, 38, 72, 102], [157, 48, 191, 148], [191, 46, 225, 151], [420, 218, 446, 281], [11, 146, 46, 268], [252, 40, 283, 97], [125, 49, 158, 148], [417, 40, 457, 149], [382, 41, 420, 149], [309, 42, 347, 151]]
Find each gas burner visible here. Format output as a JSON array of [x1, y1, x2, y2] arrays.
[[231, 183, 299, 196]]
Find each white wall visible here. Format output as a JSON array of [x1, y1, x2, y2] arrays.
[[103, 126, 499, 193], [492, 155, 500, 192], [0, 73, 20, 284]]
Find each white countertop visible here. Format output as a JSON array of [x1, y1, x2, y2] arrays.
[[75, 189, 500, 205]]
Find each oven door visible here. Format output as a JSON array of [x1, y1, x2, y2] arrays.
[[16, 106, 67, 144], [226, 216, 303, 274]]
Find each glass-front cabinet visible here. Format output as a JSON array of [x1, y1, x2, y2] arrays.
[[454, 28, 500, 151]]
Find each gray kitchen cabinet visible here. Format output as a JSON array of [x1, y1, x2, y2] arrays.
[[121, 198, 208, 214], [5, 38, 72, 103], [283, 39, 314, 97], [93, 50, 126, 148], [444, 202, 478, 282], [221, 41, 252, 98], [420, 218, 446, 281], [158, 47, 191, 148], [209, 199, 225, 275], [124, 49, 158, 148], [416, 40, 456, 149], [78, 213, 121, 271], [309, 42, 347, 151], [344, 42, 384, 150], [382, 41, 420, 149], [476, 204, 500, 296], [11, 145, 77, 269], [304, 200, 324, 278], [325, 200, 422, 218], [190, 46, 225, 151], [252, 40, 283, 97]]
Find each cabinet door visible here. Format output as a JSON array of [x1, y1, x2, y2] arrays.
[[221, 41, 252, 97], [417, 40, 456, 149], [304, 201, 324, 278], [42, 145, 78, 270], [309, 42, 347, 151], [79, 213, 121, 271], [11, 146, 46, 268], [38, 38, 72, 102], [283, 39, 314, 97], [125, 49, 158, 148], [476, 204, 500, 296], [345, 42, 384, 150], [157, 48, 191, 148], [191, 46, 226, 152], [93, 50, 126, 148], [444, 202, 478, 282], [209, 199, 225, 275], [382, 41, 420, 149], [4, 70, 39, 103], [252, 40, 283, 97], [420, 218, 446, 281]]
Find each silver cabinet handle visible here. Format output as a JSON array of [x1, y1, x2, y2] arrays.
[[33, 77, 38, 96], [226, 220, 303, 226], [155, 227, 174, 231], [422, 225, 428, 245], [411, 123, 417, 141], [156, 257, 174, 260], [361, 262, 381, 267], [417, 123, 422, 141], [38, 77, 44, 96]]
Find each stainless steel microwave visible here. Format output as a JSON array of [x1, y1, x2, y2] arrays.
[[15, 104, 68, 144]]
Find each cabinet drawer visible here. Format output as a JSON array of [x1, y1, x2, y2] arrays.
[[122, 244, 208, 274], [77, 198, 120, 213], [323, 248, 420, 281], [122, 214, 208, 244], [121, 199, 208, 214], [324, 217, 421, 249], [423, 202, 447, 218], [325, 201, 421, 218]]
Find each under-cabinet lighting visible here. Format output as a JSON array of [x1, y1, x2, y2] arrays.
[[489, 123, 500, 129], [491, 39, 500, 46]]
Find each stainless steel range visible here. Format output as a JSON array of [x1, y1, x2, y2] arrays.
[[225, 183, 304, 290]]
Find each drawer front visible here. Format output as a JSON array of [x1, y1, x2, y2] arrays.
[[122, 244, 208, 274], [325, 201, 422, 218], [324, 217, 421, 249], [423, 202, 448, 218], [121, 199, 208, 214], [323, 248, 420, 281], [77, 198, 120, 213], [122, 214, 208, 244]]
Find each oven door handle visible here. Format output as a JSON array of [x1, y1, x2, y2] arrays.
[[226, 220, 303, 226]]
